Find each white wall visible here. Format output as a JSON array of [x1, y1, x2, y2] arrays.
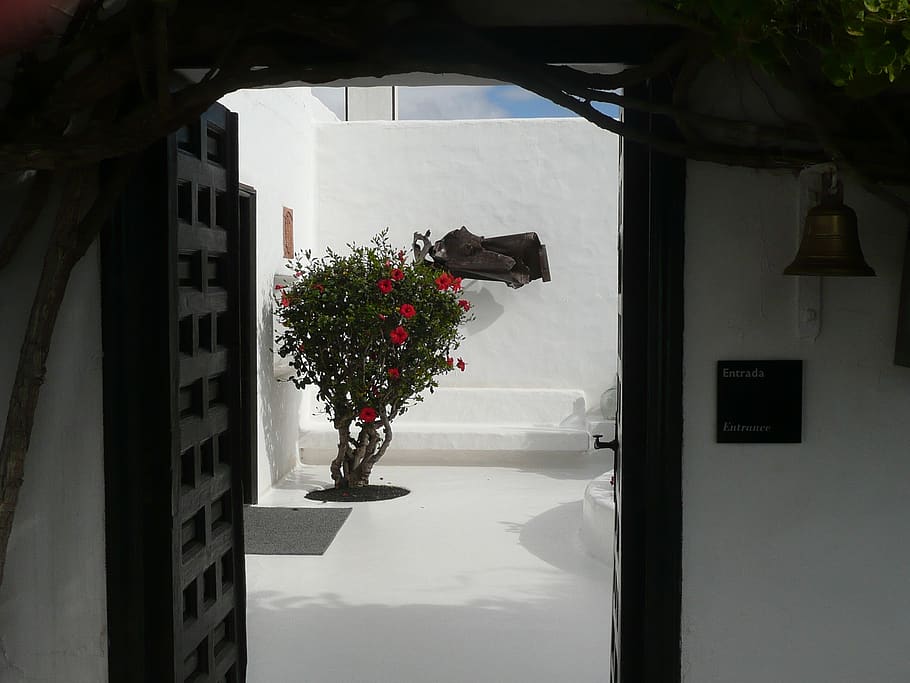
[[218, 87, 338, 497], [345, 87, 396, 121], [313, 118, 619, 414], [0, 178, 107, 682], [682, 162, 910, 682]]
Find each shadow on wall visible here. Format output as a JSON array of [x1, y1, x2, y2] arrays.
[[257, 296, 301, 490], [270, 463, 334, 491], [462, 283, 506, 335]]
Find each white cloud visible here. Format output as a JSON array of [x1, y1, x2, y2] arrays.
[[496, 86, 539, 102], [396, 86, 509, 120]]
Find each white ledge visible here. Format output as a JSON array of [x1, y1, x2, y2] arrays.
[[299, 387, 613, 459], [300, 421, 592, 454]]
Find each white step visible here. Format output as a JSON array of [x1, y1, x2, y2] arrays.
[[389, 387, 587, 426], [299, 387, 611, 461], [300, 422, 591, 453]]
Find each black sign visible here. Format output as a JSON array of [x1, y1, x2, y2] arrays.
[[716, 360, 803, 443]]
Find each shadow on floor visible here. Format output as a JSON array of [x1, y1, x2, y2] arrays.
[[501, 500, 612, 582], [247, 589, 611, 683]]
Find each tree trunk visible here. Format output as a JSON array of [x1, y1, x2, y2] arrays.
[[329, 421, 392, 488], [0, 171, 89, 588], [357, 413, 393, 485], [0, 157, 134, 590], [330, 423, 351, 486]]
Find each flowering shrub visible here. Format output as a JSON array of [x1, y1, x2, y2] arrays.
[[275, 232, 471, 488]]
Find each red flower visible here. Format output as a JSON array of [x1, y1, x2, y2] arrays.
[[312, 283, 325, 293], [280, 294, 290, 307], [388, 368, 400, 380], [398, 250, 406, 263], [377, 278, 394, 294], [457, 299, 471, 311], [378, 313, 387, 320], [456, 358, 466, 371], [450, 277, 463, 292], [297, 343, 305, 352], [399, 303, 416, 319], [391, 268, 405, 281], [446, 357, 454, 368], [390, 326, 409, 345], [434, 273, 453, 290], [359, 407, 377, 423], [274, 284, 285, 291], [295, 270, 303, 278]]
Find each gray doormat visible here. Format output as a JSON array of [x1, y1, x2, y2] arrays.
[[243, 506, 352, 555]]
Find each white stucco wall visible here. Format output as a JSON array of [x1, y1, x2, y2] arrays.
[[681, 163, 910, 682], [313, 118, 619, 417], [0, 179, 107, 682], [218, 87, 338, 496]]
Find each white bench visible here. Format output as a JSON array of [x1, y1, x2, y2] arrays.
[[299, 387, 608, 464]]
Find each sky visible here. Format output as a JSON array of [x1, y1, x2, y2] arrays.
[[311, 85, 620, 121]]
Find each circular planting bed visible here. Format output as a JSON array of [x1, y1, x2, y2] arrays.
[[306, 485, 410, 502]]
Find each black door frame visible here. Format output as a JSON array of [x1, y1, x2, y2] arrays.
[[238, 184, 257, 505], [99, 26, 684, 682], [614, 75, 685, 683], [101, 136, 180, 681]]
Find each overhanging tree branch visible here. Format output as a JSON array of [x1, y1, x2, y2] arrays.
[[0, 2, 907, 182]]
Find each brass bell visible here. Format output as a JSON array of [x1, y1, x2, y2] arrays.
[[784, 179, 875, 277]]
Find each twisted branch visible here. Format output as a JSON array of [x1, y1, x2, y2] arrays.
[[330, 422, 352, 486], [0, 2, 905, 186], [0, 154, 136, 586], [358, 410, 393, 485]]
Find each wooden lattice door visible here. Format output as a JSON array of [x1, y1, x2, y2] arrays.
[[171, 103, 247, 682], [103, 102, 249, 682]]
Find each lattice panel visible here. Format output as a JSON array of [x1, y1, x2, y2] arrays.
[[172, 107, 245, 683]]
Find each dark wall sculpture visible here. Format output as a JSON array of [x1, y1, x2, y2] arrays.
[[413, 227, 551, 289]]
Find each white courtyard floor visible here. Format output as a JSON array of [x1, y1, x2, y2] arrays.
[[245, 457, 613, 683]]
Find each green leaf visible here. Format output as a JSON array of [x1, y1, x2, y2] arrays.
[[844, 71, 892, 96], [865, 0, 883, 11], [845, 18, 865, 36], [821, 50, 853, 85], [864, 41, 898, 74]]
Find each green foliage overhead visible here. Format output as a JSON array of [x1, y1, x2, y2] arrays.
[[275, 231, 471, 431], [659, 0, 910, 94]]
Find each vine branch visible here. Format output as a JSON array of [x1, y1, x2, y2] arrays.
[[0, 155, 136, 586]]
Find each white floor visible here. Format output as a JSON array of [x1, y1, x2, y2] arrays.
[[246, 459, 614, 683]]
